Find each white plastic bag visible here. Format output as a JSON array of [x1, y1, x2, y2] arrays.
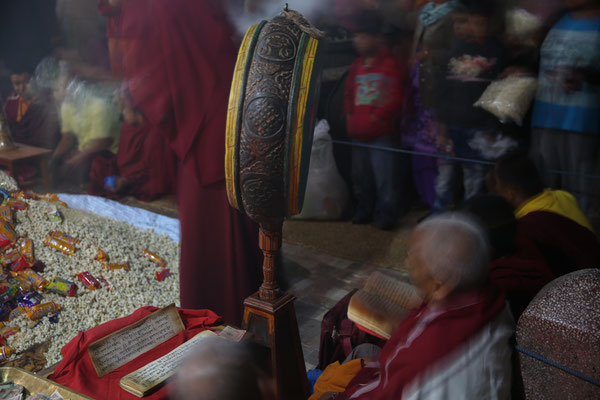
[[295, 120, 349, 220], [474, 75, 538, 126]]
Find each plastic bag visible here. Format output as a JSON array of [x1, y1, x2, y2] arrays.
[[468, 131, 518, 161], [505, 8, 542, 43], [474, 75, 537, 126], [294, 120, 349, 220]]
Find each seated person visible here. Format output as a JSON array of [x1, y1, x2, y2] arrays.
[[171, 336, 275, 400], [52, 70, 121, 185], [314, 212, 514, 399], [489, 152, 600, 278], [88, 90, 177, 201], [3, 69, 60, 150], [461, 194, 555, 318]]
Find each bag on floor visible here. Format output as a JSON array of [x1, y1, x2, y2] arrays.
[[295, 120, 349, 220]]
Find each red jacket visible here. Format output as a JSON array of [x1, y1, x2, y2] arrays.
[[344, 47, 404, 142]]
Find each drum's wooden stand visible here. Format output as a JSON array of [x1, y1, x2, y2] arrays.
[[242, 225, 309, 400]]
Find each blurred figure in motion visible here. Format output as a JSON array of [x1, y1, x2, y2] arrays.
[[171, 336, 275, 400], [51, 60, 121, 186], [345, 11, 405, 230], [313, 212, 514, 399], [433, 0, 506, 211], [115, 0, 262, 325], [89, 0, 177, 202], [530, 0, 600, 224]]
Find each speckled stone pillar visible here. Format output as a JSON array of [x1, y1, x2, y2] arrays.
[[517, 269, 600, 399]]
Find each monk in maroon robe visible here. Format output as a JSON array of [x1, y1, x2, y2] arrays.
[[119, 0, 262, 324], [3, 72, 60, 150]]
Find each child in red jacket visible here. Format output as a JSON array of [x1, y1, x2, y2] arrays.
[[345, 12, 405, 229]]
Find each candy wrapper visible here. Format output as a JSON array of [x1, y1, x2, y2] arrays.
[[76, 272, 101, 290], [41, 193, 69, 208], [44, 231, 79, 255], [3, 198, 28, 211], [15, 190, 39, 200], [0, 304, 11, 320], [0, 325, 19, 338], [95, 246, 108, 264], [1, 247, 21, 270], [0, 282, 19, 303], [8, 305, 29, 321], [142, 249, 167, 268], [155, 268, 171, 282], [0, 345, 14, 360], [47, 205, 63, 223], [26, 302, 61, 321], [12, 269, 49, 291], [46, 278, 77, 297], [0, 205, 14, 226], [106, 262, 129, 271], [8, 275, 32, 292], [0, 221, 17, 248], [97, 276, 110, 291], [18, 291, 44, 308]]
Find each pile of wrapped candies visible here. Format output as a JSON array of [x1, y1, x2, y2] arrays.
[[0, 191, 179, 367], [0, 381, 70, 399]]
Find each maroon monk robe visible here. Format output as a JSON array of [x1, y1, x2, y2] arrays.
[[3, 91, 60, 150], [337, 284, 508, 399], [88, 120, 177, 201], [121, 0, 262, 325], [518, 211, 600, 278], [489, 232, 555, 318]]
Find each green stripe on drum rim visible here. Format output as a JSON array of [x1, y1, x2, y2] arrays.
[[295, 40, 324, 215]]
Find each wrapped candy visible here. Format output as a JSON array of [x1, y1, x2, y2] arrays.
[[3, 198, 28, 211], [11, 255, 32, 272], [18, 238, 34, 263], [155, 268, 171, 282], [142, 249, 167, 268], [0, 205, 14, 225], [97, 276, 110, 291], [1, 247, 21, 269], [26, 302, 61, 321], [14, 190, 39, 200], [8, 275, 32, 292], [95, 247, 109, 263], [0, 221, 17, 248], [46, 278, 77, 297], [0, 282, 19, 303], [8, 305, 29, 321], [44, 231, 79, 255], [13, 269, 49, 291], [0, 345, 14, 360], [18, 291, 44, 307], [0, 325, 19, 338], [76, 271, 101, 290], [107, 262, 129, 271], [41, 193, 69, 208]]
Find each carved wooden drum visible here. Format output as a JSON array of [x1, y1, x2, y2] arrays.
[[225, 12, 324, 225]]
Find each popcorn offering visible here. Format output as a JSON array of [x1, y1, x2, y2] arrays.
[[0, 192, 179, 368], [43, 232, 79, 255], [142, 249, 167, 268]]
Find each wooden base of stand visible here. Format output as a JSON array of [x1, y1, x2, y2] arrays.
[[243, 292, 309, 400]]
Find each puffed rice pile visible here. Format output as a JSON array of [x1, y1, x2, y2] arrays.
[[5, 196, 180, 367], [0, 171, 19, 193]]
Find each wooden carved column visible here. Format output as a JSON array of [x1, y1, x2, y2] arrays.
[[225, 9, 323, 400]]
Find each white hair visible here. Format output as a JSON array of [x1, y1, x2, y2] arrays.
[[413, 212, 491, 292]]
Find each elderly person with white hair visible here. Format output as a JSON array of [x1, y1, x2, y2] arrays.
[[316, 212, 514, 400]]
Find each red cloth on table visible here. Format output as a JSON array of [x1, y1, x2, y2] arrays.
[[119, 0, 263, 325], [88, 120, 177, 201], [48, 306, 221, 400], [489, 232, 555, 318], [337, 284, 507, 399]]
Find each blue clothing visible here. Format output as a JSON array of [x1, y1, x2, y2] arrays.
[[419, 1, 458, 27], [532, 13, 600, 134]]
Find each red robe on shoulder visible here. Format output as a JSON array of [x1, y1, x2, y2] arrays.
[[518, 211, 600, 278], [120, 0, 262, 325], [489, 232, 555, 319], [3, 91, 60, 149]]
